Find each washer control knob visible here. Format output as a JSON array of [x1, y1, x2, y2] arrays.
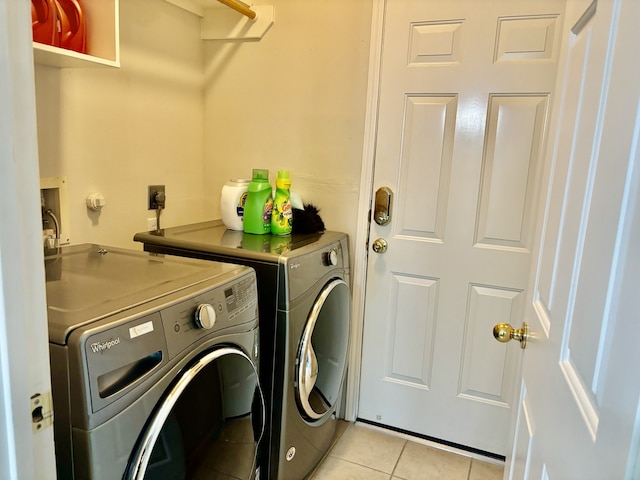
[[324, 249, 338, 266], [194, 303, 216, 329]]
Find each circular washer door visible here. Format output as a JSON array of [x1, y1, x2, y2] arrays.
[[126, 347, 265, 480], [296, 278, 350, 422]]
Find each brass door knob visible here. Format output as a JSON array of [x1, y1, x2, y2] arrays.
[[372, 238, 388, 254], [493, 322, 528, 349]]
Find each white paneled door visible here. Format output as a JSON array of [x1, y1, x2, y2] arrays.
[[509, 0, 640, 477], [358, 0, 564, 455]]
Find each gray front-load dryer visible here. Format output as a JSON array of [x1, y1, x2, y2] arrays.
[[277, 239, 351, 479], [134, 220, 351, 479], [45, 244, 264, 479]]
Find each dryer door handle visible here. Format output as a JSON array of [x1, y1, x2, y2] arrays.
[[295, 278, 350, 421], [301, 343, 318, 398]]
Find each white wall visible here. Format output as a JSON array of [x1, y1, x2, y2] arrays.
[[35, 0, 206, 249], [34, 0, 372, 248], [203, 0, 373, 239]]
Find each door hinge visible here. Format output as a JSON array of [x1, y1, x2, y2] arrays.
[[31, 391, 54, 433]]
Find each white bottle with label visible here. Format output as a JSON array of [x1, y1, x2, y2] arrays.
[[221, 179, 250, 230]]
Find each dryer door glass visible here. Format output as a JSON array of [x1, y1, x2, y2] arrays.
[[125, 347, 265, 480], [296, 279, 350, 421]]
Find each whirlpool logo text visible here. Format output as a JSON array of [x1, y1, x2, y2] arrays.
[[90, 337, 121, 353]]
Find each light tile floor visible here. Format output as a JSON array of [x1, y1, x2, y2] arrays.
[[307, 422, 504, 480]]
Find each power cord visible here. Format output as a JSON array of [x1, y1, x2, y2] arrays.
[[44, 209, 60, 248], [154, 190, 165, 232]]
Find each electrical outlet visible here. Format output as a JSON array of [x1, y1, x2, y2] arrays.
[[147, 217, 158, 231], [148, 185, 166, 210]]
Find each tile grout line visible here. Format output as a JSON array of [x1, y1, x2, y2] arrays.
[[306, 421, 351, 479], [328, 456, 402, 478], [312, 422, 504, 480], [389, 439, 408, 479]]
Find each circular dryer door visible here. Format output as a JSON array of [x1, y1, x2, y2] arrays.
[[296, 278, 350, 421], [126, 347, 265, 480]]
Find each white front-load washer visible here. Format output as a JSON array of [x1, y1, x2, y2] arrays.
[[46, 244, 264, 479]]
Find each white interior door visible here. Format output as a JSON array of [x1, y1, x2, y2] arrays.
[[358, 0, 565, 455], [508, 0, 640, 477], [0, 1, 57, 479]]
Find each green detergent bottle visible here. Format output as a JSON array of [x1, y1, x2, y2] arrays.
[[271, 170, 293, 235], [243, 169, 273, 235]]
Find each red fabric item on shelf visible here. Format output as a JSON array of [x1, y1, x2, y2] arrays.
[[31, 0, 59, 46], [54, 0, 87, 54]]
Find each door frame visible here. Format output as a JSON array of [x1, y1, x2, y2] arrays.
[[344, 0, 385, 421]]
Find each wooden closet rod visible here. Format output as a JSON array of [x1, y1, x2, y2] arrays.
[[217, 0, 257, 19]]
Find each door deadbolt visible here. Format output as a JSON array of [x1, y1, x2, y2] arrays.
[[493, 322, 529, 349], [372, 238, 388, 254], [374, 187, 393, 226]]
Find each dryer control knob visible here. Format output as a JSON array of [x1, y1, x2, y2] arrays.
[[194, 303, 216, 329], [324, 249, 338, 266]]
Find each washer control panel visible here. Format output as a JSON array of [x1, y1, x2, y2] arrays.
[[161, 271, 258, 360]]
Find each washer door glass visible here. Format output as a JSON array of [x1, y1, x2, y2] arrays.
[[126, 347, 264, 480], [296, 279, 350, 421]]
